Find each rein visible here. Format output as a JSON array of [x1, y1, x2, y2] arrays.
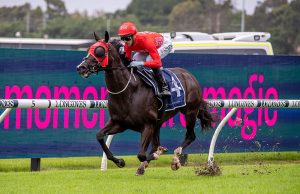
[[89, 40, 136, 95], [106, 68, 136, 95]]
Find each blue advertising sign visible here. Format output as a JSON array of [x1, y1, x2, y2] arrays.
[[0, 48, 300, 158]]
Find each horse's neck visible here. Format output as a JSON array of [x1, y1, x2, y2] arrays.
[[105, 64, 135, 96]]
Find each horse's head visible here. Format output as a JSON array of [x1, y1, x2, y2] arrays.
[[77, 31, 112, 78]]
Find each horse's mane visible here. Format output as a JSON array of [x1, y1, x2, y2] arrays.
[[109, 39, 131, 66], [109, 39, 122, 54]]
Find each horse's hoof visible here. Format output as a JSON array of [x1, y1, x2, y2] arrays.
[[115, 158, 125, 168], [135, 167, 145, 176], [171, 157, 181, 171], [171, 162, 181, 171], [158, 146, 168, 153]]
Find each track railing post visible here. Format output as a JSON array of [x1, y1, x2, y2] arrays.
[[101, 135, 114, 171], [208, 108, 237, 166], [0, 108, 12, 123], [31, 158, 41, 171]]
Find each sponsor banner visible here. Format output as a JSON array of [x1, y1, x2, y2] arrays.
[[0, 48, 300, 158]]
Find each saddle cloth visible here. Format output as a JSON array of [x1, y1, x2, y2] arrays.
[[136, 67, 186, 111]]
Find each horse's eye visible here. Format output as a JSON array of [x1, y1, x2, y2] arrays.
[[94, 47, 105, 57], [92, 66, 97, 71]]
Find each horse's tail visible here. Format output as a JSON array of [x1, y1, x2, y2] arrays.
[[197, 99, 214, 131]]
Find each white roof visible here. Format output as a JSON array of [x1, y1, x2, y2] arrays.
[[163, 31, 271, 42], [213, 32, 271, 42], [162, 32, 214, 41]]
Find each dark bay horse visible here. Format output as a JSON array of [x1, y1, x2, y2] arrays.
[[76, 31, 213, 175]]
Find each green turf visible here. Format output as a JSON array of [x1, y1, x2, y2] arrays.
[[0, 152, 299, 194]]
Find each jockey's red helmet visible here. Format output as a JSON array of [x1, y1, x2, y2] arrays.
[[118, 22, 137, 36]]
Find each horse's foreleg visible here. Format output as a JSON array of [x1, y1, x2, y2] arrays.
[[136, 130, 168, 176], [96, 121, 125, 168], [136, 161, 149, 176], [136, 145, 168, 176], [135, 125, 155, 176], [137, 125, 155, 162]]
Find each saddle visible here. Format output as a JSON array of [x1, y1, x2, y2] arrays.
[[135, 67, 186, 111]]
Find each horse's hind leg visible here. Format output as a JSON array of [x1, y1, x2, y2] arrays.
[[96, 120, 125, 168], [171, 111, 197, 171]]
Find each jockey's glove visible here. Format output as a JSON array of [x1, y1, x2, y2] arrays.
[[119, 46, 124, 55], [128, 61, 144, 67]]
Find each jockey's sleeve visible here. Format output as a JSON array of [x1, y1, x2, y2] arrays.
[[143, 41, 162, 68]]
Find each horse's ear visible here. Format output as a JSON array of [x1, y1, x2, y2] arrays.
[[104, 31, 109, 43], [94, 32, 101, 41]]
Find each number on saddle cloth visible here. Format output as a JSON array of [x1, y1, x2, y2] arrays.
[[135, 68, 186, 111]]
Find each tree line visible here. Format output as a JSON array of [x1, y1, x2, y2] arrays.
[[0, 0, 299, 55]]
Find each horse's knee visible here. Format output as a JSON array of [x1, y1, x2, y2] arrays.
[[137, 153, 147, 162], [186, 131, 196, 142], [181, 132, 196, 149], [96, 131, 105, 140]]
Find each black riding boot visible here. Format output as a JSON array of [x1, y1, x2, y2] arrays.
[[153, 69, 171, 96]]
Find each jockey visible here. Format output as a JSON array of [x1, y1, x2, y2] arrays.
[[118, 22, 172, 96]]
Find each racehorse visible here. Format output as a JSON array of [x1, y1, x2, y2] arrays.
[[76, 31, 214, 175]]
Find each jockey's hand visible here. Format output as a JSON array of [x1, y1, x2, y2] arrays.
[[128, 61, 144, 67], [119, 46, 124, 55]]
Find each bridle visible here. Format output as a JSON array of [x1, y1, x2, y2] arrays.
[[85, 41, 136, 95]]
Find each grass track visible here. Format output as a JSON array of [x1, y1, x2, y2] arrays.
[[0, 152, 299, 194]]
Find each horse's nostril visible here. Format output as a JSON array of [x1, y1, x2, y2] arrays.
[[77, 65, 85, 71]]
